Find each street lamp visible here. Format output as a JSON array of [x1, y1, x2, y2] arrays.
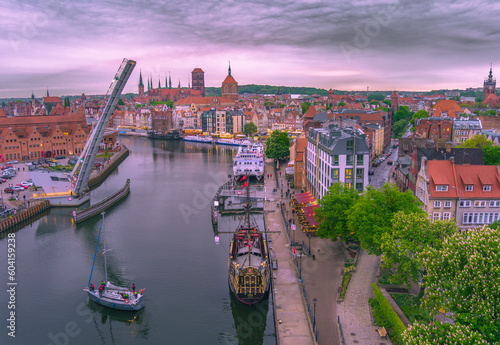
[[313, 298, 317, 334], [452, 186, 461, 227], [308, 233, 312, 257], [299, 251, 302, 282]]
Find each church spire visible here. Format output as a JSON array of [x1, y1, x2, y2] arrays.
[[178, 79, 181, 89], [158, 77, 161, 89], [139, 70, 144, 87], [169, 72, 172, 89], [488, 63, 493, 81], [166, 74, 168, 90], [228, 61, 231, 77], [46, 87, 49, 97]]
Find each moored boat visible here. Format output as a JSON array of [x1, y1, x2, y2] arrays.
[[183, 135, 214, 144], [84, 213, 145, 311], [233, 143, 265, 181], [228, 187, 270, 305]]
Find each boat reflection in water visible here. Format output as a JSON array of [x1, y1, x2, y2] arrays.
[[229, 291, 270, 345]]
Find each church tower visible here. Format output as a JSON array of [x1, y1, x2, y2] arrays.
[[138, 70, 145, 97], [483, 65, 496, 102], [221, 62, 238, 101], [191, 68, 205, 97]]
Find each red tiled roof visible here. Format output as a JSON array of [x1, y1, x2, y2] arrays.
[[222, 75, 237, 84], [192, 68, 204, 73], [0, 109, 6, 117], [43, 96, 62, 103]]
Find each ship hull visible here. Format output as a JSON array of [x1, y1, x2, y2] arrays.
[[85, 289, 144, 311], [228, 279, 270, 305], [148, 131, 180, 140]]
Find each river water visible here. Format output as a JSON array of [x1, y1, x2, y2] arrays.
[[0, 137, 275, 345]]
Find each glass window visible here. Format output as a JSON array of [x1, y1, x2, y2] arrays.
[[346, 155, 353, 165], [433, 212, 440, 221], [346, 140, 353, 150], [489, 200, 500, 207], [356, 168, 363, 178], [459, 200, 471, 207], [434, 201, 442, 208], [357, 155, 363, 165], [332, 168, 339, 179], [465, 185, 473, 191], [356, 182, 363, 192], [345, 168, 352, 179], [444, 201, 452, 208], [333, 155, 339, 165], [474, 200, 486, 207], [436, 185, 448, 191], [483, 185, 491, 191], [443, 212, 451, 221]]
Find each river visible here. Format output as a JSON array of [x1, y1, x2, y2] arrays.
[[0, 137, 275, 345]]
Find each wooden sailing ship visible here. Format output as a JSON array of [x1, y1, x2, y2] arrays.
[[228, 184, 270, 305]]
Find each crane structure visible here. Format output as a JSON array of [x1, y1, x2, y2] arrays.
[[71, 58, 136, 195]]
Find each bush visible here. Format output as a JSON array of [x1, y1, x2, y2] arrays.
[[372, 283, 406, 343], [378, 267, 394, 284], [369, 297, 389, 327], [340, 265, 355, 299], [390, 293, 432, 324]]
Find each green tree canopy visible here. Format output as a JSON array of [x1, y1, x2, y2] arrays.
[[314, 182, 360, 241], [410, 109, 429, 127], [243, 122, 258, 135], [337, 102, 346, 107], [419, 226, 500, 343], [117, 98, 125, 106], [380, 212, 457, 288], [300, 102, 311, 114], [393, 119, 408, 138], [264, 130, 290, 161], [367, 94, 385, 102], [403, 321, 489, 345], [456, 134, 493, 148], [394, 105, 411, 122], [347, 184, 424, 255], [482, 146, 500, 165]]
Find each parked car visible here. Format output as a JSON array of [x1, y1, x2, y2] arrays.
[[387, 160, 393, 165], [55, 155, 65, 160], [372, 162, 379, 167], [368, 170, 375, 175], [6, 160, 18, 164], [15, 184, 28, 189], [1, 165, 13, 170], [4, 186, 23, 193], [20, 181, 34, 187]]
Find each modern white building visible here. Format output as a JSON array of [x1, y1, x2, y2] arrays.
[[306, 124, 370, 199]]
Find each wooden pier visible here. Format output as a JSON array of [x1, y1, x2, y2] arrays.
[[73, 179, 131, 223], [0, 201, 51, 233]]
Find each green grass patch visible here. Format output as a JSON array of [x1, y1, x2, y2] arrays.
[[390, 293, 432, 324], [339, 265, 355, 299], [96, 153, 113, 158]]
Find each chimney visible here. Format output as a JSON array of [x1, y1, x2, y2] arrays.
[[445, 142, 452, 153]]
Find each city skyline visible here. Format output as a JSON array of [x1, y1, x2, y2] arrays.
[[1, 0, 500, 98]]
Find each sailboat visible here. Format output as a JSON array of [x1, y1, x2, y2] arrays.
[[84, 212, 145, 311], [228, 183, 271, 305]]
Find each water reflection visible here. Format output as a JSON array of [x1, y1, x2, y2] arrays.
[[230, 290, 269, 345]]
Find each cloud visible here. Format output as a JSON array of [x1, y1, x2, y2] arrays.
[[1, 0, 500, 97]]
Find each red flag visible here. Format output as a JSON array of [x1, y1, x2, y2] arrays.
[[242, 180, 249, 189], [240, 175, 247, 182], [293, 247, 296, 255]]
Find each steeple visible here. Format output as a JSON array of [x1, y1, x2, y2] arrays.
[[178, 79, 181, 89], [31, 91, 35, 99], [228, 61, 231, 77], [165, 74, 168, 90], [139, 70, 144, 87], [488, 63, 493, 81], [169, 72, 172, 89], [46, 87, 49, 97], [158, 77, 161, 89]]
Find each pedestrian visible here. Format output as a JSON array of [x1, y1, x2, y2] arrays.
[[98, 286, 102, 296], [132, 283, 136, 291], [134, 291, 138, 298], [90, 284, 94, 291], [279, 171, 281, 176]]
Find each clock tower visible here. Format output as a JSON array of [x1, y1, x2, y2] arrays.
[[483, 65, 496, 102]]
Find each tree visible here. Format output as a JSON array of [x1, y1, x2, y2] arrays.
[[300, 102, 311, 114], [419, 227, 500, 343], [393, 119, 408, 138], [337, 102, 346, 107], [457, 134, 493, 148], [314, 182, 360, 241], [244, 122, 258, 135], [482, 146, 500, 165], [367, 94, 385, 102], [383, 100, 391, 106], [403, 321, 488, 345], [264, 130, 290, 161], [394, 105, 411, 122], [369, 100, 380, 106], [410, 109, 429, 127], [380, 212, 457, 288], [117, 98, 125, 106], [346, 184, 424, 255], [64, 97, 70, 107]]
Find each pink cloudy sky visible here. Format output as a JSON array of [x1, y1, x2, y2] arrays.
[[1, 0, 499, 98]]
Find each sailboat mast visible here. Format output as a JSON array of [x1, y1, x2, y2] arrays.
[[88, 212, 105, 287], [102, 212, 108, 283]]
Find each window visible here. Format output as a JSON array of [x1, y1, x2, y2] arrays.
[[356, 182, 363, 192], [434, 201, 442, 208], [462, 131, 467, 136], [443, 212, 451, 221], [332, 168, 339, 179], [357, 155, 363, 165], [433, 212, 440, 221], [483, 185, 492, 191], [465, 185, 473, 191], [345, 168, 352, 179], [345, 182, 352, 189], [333, 155, 339, 165], [436, 185, 448, 191], [474, 200, 486, 207], [346, 140, 353, 150], [460, 200, 471, 207], [346, 155, 353, 165], [489, 200, 500, 207], [444, 200, 452, 208], [356, 168, 363, 178]]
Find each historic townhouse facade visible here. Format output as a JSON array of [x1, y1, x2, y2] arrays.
[[416, 158, 500, 229], [306, 125, 370, 199]]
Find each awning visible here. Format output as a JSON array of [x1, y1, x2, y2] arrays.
[[294, 192, 315, 204], [302, 204, 318, 215], [304, 212, 319, 227]]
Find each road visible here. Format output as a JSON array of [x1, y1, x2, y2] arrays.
[[369, 143, 399, 189]]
